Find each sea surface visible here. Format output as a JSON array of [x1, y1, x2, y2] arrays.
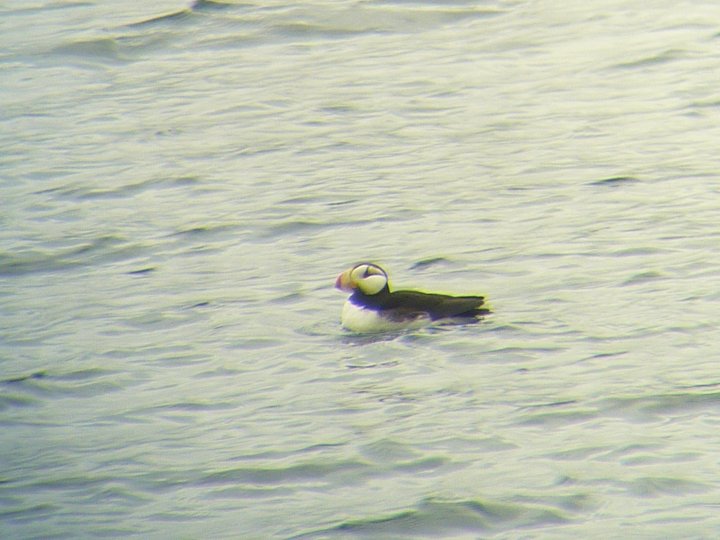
[[2, 0, 720, 538]]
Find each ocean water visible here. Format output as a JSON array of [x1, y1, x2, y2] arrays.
[[2, 0, 720, 538]]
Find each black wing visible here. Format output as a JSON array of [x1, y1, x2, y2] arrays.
[[379, 290, 489, 320]]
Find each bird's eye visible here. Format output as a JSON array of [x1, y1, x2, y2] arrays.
[[365, 265, 382, 277]]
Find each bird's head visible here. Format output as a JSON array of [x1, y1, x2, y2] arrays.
[[335, 263, 389, 295]]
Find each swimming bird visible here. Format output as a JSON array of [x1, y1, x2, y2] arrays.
[[335, 262, 490, 333]]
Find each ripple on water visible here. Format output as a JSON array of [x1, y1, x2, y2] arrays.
[[39, 175, 203, 201], [0, 235, 142, 276], [587, 176, 641, 187], [601, 388, 720, 421], [48, 37, 133, 64], [0, 368, 123, 405], [514, 386, 720, 428], [291, 496, 571, 539], [626, 476, 711, 498]]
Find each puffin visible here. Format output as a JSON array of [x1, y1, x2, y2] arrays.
[[335, 262, 490, 333]]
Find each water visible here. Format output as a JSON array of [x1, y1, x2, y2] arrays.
[[2, 0, 720, 537]]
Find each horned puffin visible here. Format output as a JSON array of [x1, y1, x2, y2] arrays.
[[335, 262, 490, 333]]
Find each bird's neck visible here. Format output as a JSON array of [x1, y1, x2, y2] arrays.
[[351, 285, 390, 307]]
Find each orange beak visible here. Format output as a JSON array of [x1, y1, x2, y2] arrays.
[[335, 269, 354, 292]]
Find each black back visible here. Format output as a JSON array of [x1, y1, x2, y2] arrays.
[[351, 287, 489, 321]]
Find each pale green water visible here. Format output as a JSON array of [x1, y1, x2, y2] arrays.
[[2, 1, 720, 538]]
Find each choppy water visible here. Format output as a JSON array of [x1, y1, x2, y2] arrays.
[[2, 0, 720, 538]]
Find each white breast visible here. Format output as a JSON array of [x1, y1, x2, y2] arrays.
[[341, 300, 429, 333]]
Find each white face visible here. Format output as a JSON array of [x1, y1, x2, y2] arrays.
[[349, 263, 388, 295]]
